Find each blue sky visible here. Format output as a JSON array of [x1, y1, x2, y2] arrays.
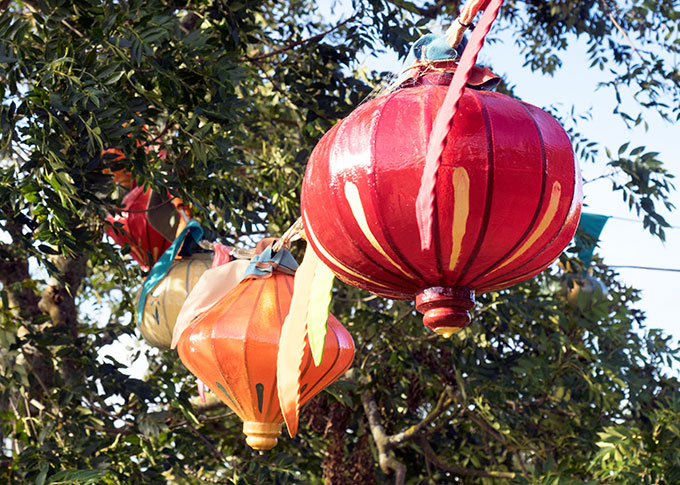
[[483, 33, 679, 341]]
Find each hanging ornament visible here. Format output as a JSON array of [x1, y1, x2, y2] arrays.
[[106, 187, 185, 271], [137, 252, 212, 348], [301, 0, 582, 337], [104, 125, 184, 270], [176, 244, 354, 450], [562, 273, 608, 310], [559, 212, 610, 310], [135, 219, 203, 344]]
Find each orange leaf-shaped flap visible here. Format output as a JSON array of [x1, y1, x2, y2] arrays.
[[276, 247, 317, 437]]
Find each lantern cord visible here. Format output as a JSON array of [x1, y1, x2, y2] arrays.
[[194, 218, 303, 258], [196, 239, 256, 259], [231, 247, 256, 259], [272, 217, 304, 252], [609, 265, 680, 273], [198, 240, 214, 251], [608, 215, 680, 230], [112, 198, 174, 214], [415, 0, 504, 251]]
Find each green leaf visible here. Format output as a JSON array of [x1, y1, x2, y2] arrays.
[[307, 259, 335, 367], [48, 469, 105, 484]]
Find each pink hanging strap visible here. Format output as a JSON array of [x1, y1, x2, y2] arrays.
[[198, 379, 206, 403], [415, 0, 504, 250], [211, 242, 232, 268]]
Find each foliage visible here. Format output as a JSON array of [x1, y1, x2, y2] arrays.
[[0, 0, 678, 483]]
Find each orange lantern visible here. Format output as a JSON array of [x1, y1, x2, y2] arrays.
[[176, 259, 354, 450]]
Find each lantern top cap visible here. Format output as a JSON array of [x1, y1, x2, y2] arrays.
[[242, 245, 299, 279], [403, 33, 466, 66], [396, 33, 500, 91]]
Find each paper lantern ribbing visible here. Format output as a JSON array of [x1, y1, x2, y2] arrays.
[[301, 75, 582, 337], [176, 270, 354, 450], [106, 186, 179, 271], [137, 253, 212, 348]]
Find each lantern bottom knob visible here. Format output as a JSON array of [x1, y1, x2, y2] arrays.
[[415, 286, 475, 337], [243, 421, 282, 450]]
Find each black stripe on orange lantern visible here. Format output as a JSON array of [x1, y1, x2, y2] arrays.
[[300, 26, 582, 338], [176, 245, 354, 450]]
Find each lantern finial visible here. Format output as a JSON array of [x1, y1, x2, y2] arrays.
[[415, 287, 475, 335], [243, 422, 282, 451]]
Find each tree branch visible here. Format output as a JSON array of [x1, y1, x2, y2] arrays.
[[240, 15, 358, 63], [385, 0, 459, 19], [168, 412, 234, 431], [466, 410, 507, 444], [38, 255, 88, 336], [186, 419, 227, 464], [360, 387, 407, 485], [350, 369, 464, 484], [387, 385, 455, 447], [597, 0, 643, 60], [0, 247, 41, 319], [418, 437, 517, 479]]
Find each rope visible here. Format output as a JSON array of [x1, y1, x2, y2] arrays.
[[272, 217, 304, 252], [415, 0, 504, 250], [405, 59, 460, 77], [609, 265, 680, 273], [608, 215, 680, 230], [193, 218, 303, 260]]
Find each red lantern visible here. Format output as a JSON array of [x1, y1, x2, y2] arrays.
[[176, 269, 354, 450], [106, 186, 180, 271], [301, 76, 582, 337]]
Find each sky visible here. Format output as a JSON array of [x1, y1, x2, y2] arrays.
[[473, 24, 680, 342]]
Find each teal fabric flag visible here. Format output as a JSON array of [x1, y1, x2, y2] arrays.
[[242, 246, 299, 279], [404, 33, 466, 64], [574, 212, 610, 268], [136, 220, 204, 325]]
